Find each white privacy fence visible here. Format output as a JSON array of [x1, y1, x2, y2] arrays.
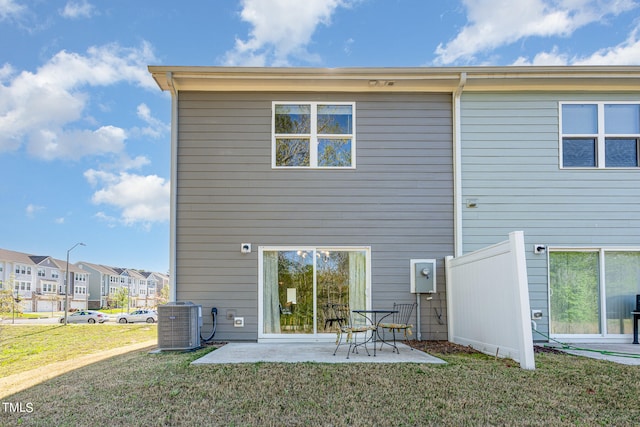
[[445, 231, 535, 370]]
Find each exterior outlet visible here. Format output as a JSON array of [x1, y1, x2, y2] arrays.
[[234, 317, 244, 327], [533, 244, 546, 254], [531, 310, 543, 319]]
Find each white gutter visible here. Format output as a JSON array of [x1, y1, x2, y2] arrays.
[[453, 72, 466, 257], [167, 72, 178, 303]]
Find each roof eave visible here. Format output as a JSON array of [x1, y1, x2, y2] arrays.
[[148, 65, 640, 93]]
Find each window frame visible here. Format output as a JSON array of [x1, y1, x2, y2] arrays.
[[548, 246, 640, 339], [559, 101, 640, 169], [257, 245, 371, 342], [272, 101, 356, 169]]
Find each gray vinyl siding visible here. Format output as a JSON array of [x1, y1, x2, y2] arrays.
[[460, 92, 640, 338], [175, 92, 454, 341]]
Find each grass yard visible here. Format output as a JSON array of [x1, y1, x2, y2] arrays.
[[1, 326, 639, 426], [0, 324, 157, 377]]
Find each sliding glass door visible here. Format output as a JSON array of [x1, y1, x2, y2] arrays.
[[549, 251, 601, 335], [550, 249, 640, 339], [604, 252, 640, 335], [260, 247, 369, 340]]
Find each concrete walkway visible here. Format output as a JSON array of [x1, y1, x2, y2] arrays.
[[192, 342, 446, 364], [546, 343, 640, 365]]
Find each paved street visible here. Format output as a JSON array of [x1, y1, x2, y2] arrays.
[[0, 314, 123, 324]]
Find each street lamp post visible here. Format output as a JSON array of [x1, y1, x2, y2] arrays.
[[64, 242, 86, 325]]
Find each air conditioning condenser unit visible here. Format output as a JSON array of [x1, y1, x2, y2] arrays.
[[157, 302, 202, 351]]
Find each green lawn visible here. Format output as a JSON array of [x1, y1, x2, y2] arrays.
[[0, 324, 157, 377], [1, 326, 639, 426]]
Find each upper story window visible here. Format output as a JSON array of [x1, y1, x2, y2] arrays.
[[561, 103, 640, 168], [43, 283, 57, 293], [15, 264, 31, 275], [272, 102, 355, 168], [38, 268, 45, 277]]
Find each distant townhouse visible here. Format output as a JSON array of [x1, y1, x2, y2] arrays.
[[77, 262, 117, 309], [0, 248, 87, 312], [1, 247, 166, 313]]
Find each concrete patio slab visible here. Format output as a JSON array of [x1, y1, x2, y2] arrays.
[[191, 342, 446, 364]]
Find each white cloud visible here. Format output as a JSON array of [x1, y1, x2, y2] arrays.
[[60, 0, 96, 19], [0, 0, 26, 21], [0, 63, 14, 81], [574, 25, 640, 64], [25, 203, 44, 218], [94, 211, 117, 228], [513, 24, 640, 65], [118, 155, 151, 171], [132, 103, 170, 139], [29, 125, 126, 161], [223, 0, 355, 66], [85, 169, 170, 227], [0, 42, 157, 158], [512, 46, 570, 65], [435, 0, 637, 65], [344, 38, 355, 55], [60, 0, 95, 19]]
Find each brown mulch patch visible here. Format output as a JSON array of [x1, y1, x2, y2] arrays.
[[533, 345, 566, 354], [407, 340, 567, 356], [406, 340, 482, 355]]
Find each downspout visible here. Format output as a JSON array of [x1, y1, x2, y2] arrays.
[[167, 72, 178, 303], [453, 72, 466, 257]]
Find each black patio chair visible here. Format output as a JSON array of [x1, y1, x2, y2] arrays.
[[332, 304, 376, 359], [321, 303, 346, 330], [378, 302, 416, 353], [279, 303, 292, 315]]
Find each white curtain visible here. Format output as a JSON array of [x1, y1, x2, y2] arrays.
[[348, 251, 366, 312], [263, 251, 281, 333]]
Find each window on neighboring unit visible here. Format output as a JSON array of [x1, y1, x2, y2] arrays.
[[15, 264, 28, 275], [52, 270, 59, 279], [550, 249, 640, 337], [43, 283, 57, 293], [38, 268, 45, 277], [273, 102, 355, 168], [561, 103, 640, 168]]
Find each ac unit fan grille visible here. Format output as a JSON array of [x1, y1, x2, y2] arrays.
[[157, 304, 200, 350]]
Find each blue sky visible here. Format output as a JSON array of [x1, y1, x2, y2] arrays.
[[1, 0, 639, 273]]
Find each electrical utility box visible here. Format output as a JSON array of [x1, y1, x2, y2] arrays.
[[410, 259, 437, 293]]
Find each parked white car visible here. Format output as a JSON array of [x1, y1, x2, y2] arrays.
[[116, 309, 158, 324], [59, 310, 108, 324]]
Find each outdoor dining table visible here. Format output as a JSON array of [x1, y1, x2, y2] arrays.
[[352, 309, 398, 357]]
